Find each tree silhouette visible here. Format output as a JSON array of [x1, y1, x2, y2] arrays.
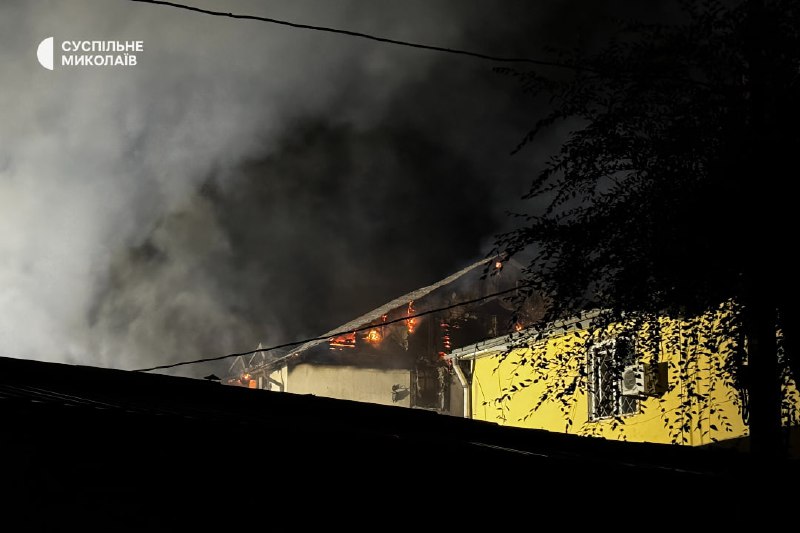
[[494, 0, 799, 457]]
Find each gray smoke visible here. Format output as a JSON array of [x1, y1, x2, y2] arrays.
[[0, 0, 649, 375]]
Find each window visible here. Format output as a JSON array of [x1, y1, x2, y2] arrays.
[[588, 338, 638, 420]]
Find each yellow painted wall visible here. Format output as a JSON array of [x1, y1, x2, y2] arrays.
[[472, 303, 799, 446]]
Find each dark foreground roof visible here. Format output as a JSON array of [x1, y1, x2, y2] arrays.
[[0, 356, 794, 528]]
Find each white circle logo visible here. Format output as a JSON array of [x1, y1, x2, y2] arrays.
[[37, 37, 54, 70]]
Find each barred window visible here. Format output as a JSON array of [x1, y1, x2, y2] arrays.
[[588, 338, 638, 420]]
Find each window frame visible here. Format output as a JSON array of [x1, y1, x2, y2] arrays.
[[587, 337, 639, 421]]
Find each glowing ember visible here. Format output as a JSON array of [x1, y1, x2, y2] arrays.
[[495, 261, 503, 269], [406, 301, 417, 334], [514, 323, 523, 332], [365, 328, 382, 343]]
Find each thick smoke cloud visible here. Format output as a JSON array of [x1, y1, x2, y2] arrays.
[[0, 0, 648, 375]]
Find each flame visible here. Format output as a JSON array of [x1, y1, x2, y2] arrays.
[[514, 323, 523, 332], [406, 301, 417, 334], [228, 372, 256, 389], [330, 332, 356, 349], [365, 328, 382, 343], [495, 261, 503, 270], [439, 321, 451, 359]]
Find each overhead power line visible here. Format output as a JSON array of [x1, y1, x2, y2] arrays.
[[127, 0, 595, 72], [127, 1, 721, 90], [134, 283, 527, 373]]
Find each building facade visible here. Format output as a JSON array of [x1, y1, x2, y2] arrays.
[[451, 301, 800, 450]]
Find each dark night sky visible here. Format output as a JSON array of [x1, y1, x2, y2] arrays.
[[0, 0, 675, 375]]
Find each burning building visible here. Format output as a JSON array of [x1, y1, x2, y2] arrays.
[[225, 257, 541, 415]]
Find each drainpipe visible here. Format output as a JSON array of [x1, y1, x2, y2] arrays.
[[452, 358, 471, 419]]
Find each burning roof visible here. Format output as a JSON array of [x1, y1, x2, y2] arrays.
[[232, 257, 494, 374], [229, 255, 536, 378]]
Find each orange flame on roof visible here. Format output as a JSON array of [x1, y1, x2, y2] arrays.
[[439, 321, 451, 359], [406, 301, 417, 334], [365, 328, 382, 343], [330, 332, 356, 349]]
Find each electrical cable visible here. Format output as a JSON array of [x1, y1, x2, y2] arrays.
[[135, 283, 527, 372]]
